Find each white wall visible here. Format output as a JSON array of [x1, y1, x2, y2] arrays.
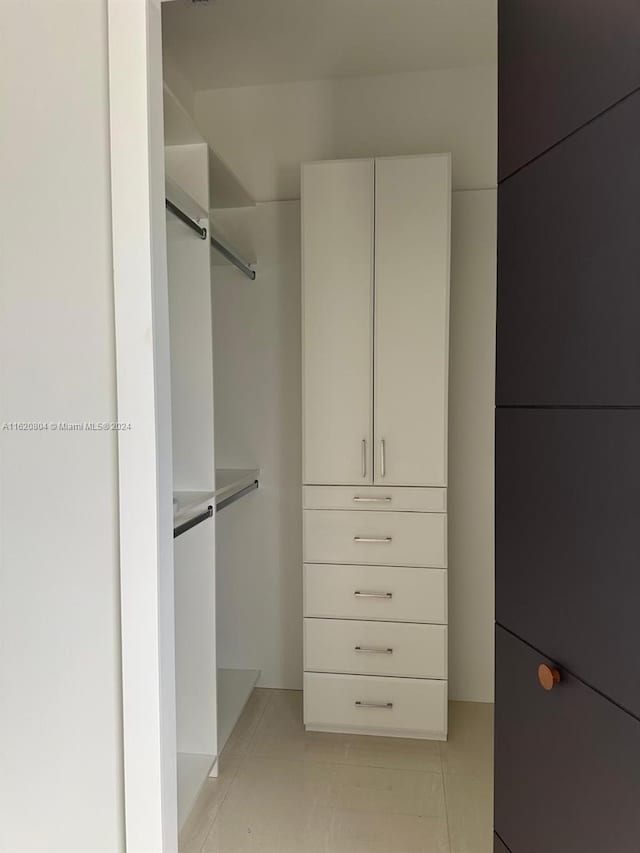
[[212, 202, 303, 689], [196, 64, 497, 702], [0, 2, 124, 850], [449, 189, 496, 702], [194, 65, 496, 201]]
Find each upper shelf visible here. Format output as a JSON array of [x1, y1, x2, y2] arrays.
[[208, 149, 255, 210], [163, 83, 254, 211]]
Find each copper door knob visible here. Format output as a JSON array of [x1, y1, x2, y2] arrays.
[[538, 664, 561, 691]]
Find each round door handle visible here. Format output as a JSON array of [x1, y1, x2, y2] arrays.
[[538, 663, 561, 691]]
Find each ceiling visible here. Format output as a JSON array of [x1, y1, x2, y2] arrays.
[[162, 0, 497, 92]]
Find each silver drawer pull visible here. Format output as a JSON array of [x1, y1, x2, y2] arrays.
[[353, 536, 392, 543], [355, 646, 393, 654], [354, 591, 393, 599], [355, 701, 393, 709], [353, 496, 392, 503]]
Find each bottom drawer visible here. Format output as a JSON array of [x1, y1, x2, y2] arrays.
[[304, 672, 447, 740]]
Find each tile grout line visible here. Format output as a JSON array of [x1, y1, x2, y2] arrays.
[[195, 692, 490, 851], [440, 745, 453, 853], [241, 687, 275, 754]]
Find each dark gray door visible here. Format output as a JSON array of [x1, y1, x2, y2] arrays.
[[498, 0, 640, 179], [495, 628, 640, 853], [496, 2, 640, 851], [496, 92, 640, 406]]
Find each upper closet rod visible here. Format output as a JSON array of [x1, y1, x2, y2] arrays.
[[211, 234, 256, 281], [165, 198, 207, 240]]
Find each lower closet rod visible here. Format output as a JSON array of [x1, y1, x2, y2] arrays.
[[173, 505, 213, 539], [216, 480, 259, 512], [165, 198, 207, 240]]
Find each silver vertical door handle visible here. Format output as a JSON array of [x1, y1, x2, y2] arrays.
[[380, 439, 386, 478], [361, 439, 367, 478]]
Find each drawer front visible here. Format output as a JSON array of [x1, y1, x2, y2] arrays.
[[303, 510, 447, 568], [304, 672, 447, 739], [303, 485, 446, 513], [304, 618, 447, 679], [495, 627, 640, 853], [304, 563, 447, 624]]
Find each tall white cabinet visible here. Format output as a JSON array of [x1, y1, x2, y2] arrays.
[[302, 154, 451, 740], [302, 159, 374, 486]]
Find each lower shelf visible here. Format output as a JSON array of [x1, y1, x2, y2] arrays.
[[218, 667, 261, 752], [177, 751, 216, 829]]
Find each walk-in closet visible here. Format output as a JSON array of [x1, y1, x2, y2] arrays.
[[157, 2, 497, 847], [5, 4, 637, 853]]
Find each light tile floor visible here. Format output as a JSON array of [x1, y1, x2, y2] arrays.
[[180, 689, 493, 853]]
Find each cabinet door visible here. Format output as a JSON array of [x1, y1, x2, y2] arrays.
[[495, 627, 640, 853], [496, 408, 640, 717], [374, 155, 451, 486], [302, 160, 374, 485], [499, 0, 640, 180], [496, 92, 640, 407]]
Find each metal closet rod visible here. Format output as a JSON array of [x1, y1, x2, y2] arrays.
[[211, 234, 256, 281], [165, 198, 207, 240], [165, 197, 255, 280], [216, 479, 259, 513], [173, 505, 213, 539]]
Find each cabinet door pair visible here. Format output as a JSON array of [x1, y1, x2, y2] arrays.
[[302, 156, 450, 487]]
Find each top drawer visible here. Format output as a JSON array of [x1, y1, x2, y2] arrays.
[[303, 485, 446, 513]]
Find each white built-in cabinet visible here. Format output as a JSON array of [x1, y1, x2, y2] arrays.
[[302, 154, 451, 740], [302, 159, 374, 485], [303, 156, 450, 488], [374, 157, 451, 486]]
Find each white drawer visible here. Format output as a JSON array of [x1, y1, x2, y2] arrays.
[[304, 564, 447, 623], [304, 618, 447, 679], [303, 485, 446, 513], [304, 672, 447, 740], [303, 509, 447, 568]]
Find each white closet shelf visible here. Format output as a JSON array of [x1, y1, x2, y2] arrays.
[[217, 668, 261, 753], [163, 83, 254, 210], [209, 148, 255, 210], [173, 469, 259, 527], [177, 751, 216, 829], [173, 490, 216, 527]]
